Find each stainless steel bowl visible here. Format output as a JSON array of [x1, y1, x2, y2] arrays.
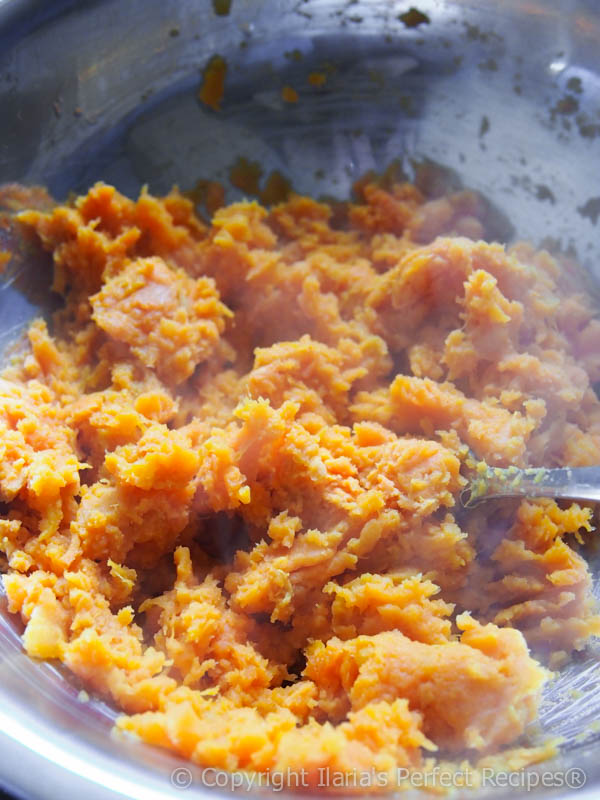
[[1, 1, 600, 798]]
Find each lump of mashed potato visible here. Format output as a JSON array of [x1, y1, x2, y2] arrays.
[[0, 176, 599, 788]]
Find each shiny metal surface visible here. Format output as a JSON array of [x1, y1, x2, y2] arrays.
[[1, 1, 600, 798], [462, 465, 600, 507]]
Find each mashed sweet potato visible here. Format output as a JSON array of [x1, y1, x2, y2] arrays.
[[1, 177, 599, 788]]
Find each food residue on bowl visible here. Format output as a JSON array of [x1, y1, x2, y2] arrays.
[[0, 176, 599, 789], [308, 71, 327, 87], [198, 54, 227, 111], [212, 0, 232, 16], [281, 85, 299, 104]]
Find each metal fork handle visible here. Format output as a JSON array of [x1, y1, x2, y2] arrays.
[[461, 466, 600, 508]]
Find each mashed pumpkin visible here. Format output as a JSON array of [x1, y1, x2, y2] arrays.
[[1, 177, 599, 788]]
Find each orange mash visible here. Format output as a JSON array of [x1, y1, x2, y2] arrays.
[[0, 178, 599, 787]]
